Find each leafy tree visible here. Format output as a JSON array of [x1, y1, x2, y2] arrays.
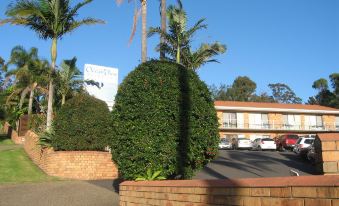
[[148, 2, 226, 70], [110, 60, 219, 180], [251, 92, 276, 103], [211, 77, 257, 101], [308, 73, 339, 108], [268, 83, 302, 104], [2, 0, 104, 130]]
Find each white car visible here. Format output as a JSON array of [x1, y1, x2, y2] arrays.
[[252, 138, 277, 150], [218, 138, 232, 149], [293, 137, 315, 156], [234, 138, 252, 149]]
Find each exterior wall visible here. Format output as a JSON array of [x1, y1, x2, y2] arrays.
[[317, 133, 339, 175], [24, 130, 118, 180], [120, 176, 339, 206], [323, 115, 337, 131], [217, 109, 338, 139]]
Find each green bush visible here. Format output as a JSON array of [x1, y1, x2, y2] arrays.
[[29, 114, 46, 134], [51, 93, 112, 151], [110, 60, 219, 180]]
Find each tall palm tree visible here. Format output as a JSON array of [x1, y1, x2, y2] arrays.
[[160, 0, 166, 60], [182, 42, 226, 71], [148, 3, 226, 69], [5, 46, 38, 110], [56, 57, 81, 105], [5, 46, 49, 115], [116, 0, 147, 62], [2, 0, 104, 130]]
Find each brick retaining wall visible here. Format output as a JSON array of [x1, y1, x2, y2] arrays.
[[24, 130, 118, 180], [3, 122, 24, 144], [318, 133, 339, 175], [120, 176, 339, 206]]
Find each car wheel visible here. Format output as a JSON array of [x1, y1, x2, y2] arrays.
[[258, 146, 262, 151]]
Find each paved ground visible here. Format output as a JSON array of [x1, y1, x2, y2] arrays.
[[0, 180, 119, 206], [194, 150, 319, 179]]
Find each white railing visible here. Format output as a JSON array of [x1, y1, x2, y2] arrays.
[[222, 119, 339, 131]]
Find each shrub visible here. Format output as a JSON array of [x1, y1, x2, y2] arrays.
[[29, 114, 46, 134], [51, 93, 112, 151], [110, 60, 219, 180]]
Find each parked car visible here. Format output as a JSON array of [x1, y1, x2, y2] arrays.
[[232, 137, 252, 150], [293, 136, 315, 157], [218, 138, 232, 150], [307, 143, 316, 163], [275, 134, 299, 151], [252, 138, 277, 151]]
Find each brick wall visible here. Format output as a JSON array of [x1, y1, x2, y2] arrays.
[[24, 130, 118, 180], [120, 176, 339, 206], [3, 122, 24, 144], [317, 133, 339, 175]]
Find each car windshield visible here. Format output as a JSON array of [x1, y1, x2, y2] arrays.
[[304, 139, 314, 144], [287, 135, 299, 139], [262, 138, 274, 141], [296, 138, 302, 144]]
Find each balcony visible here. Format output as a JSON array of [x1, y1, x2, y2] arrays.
[[221, 121, 339, 132]]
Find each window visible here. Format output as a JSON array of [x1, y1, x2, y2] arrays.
[[223, 113, 237, 128], [249, 113, 270, 129], [336, 116, 339, 130], [304, 115, 323, 130], [283, 114, 301, 130]]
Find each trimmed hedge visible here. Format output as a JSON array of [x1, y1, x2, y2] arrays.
[[52, 93, 112, 151], [110, 60, 219, 180]]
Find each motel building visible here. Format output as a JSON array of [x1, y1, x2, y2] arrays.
[[215, 101, 339, 141]]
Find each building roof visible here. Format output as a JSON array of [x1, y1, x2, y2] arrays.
[[214, 101, 339, 114]]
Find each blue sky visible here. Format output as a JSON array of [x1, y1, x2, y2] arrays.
[[0, 0, 338, 102]]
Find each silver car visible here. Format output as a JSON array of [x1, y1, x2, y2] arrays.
[[218, 138, 232, 149]]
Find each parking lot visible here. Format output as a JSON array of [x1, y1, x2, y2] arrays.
[[194, 150, 319, 179]]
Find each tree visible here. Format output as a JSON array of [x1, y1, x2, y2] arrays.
[[5, 46, 38, 111], [252, 92, 276, 103], [56, 57, 81, 105], [148, 3, 226, 69], [2, 0, 104, 130], [227, 76, 257, 101], [308, 73, 339, 108], [110, 61, 219, 180], [268, 83, 302, 104], [116, 0, 148, 62], [160, 0, 166, 59]]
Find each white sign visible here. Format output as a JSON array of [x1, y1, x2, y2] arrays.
[[84, 64, 118, 110]]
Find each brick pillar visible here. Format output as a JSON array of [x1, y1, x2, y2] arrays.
[[317, 133, 339, 175]]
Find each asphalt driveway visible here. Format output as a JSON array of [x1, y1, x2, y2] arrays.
[[0, 180, 119, 206], [194, 150, 319, 179]]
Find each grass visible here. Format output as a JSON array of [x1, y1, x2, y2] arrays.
[[0, 134, 58, 184], [0, 134, 13, 145]]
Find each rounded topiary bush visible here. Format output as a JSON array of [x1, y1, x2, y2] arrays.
[[110, 60, 219, 180], [52, 93, 112, 151]]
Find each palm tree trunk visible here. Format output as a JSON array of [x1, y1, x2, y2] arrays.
[[160, 0, 166, 60], [61, 94, 66, 105], [141, 0, 147, 63], [176, 44, 180, 64], [28, 82, 37, 115], [46, 38, 57, 130], [19, 87, 30, 109]]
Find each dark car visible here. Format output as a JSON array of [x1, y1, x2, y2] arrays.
[[275, 134, 299, 151]]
